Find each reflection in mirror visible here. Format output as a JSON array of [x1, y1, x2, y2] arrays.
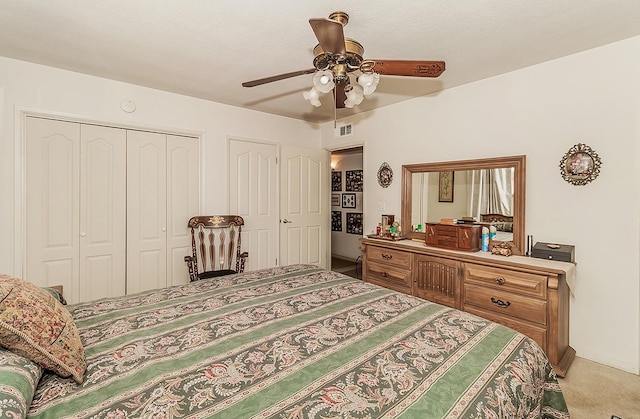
[[401, 156, 525, 254], [411, 168, 515, 242]]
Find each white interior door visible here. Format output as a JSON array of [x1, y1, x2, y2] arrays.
[[229, 139, 278, 270], [25, 117, 80, 295], [280, 146, 329, 268], [79, 124, 127, 302], [126, 130, 167, 293], [166, 134, 200, 286]]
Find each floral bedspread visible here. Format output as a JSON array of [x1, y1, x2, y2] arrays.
[[28, 265, 569, 418]]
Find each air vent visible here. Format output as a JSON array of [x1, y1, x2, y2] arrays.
[[335, 123, 353, 137]]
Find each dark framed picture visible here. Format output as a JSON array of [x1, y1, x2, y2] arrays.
[[331, 211, 342, 232], [341, 193, 356, 208], [331, 171, 342, 191], [346, 212, 363, 235], [345, 170, 363, 192], [438, 170, 454, 202], [559, 143, 602, 186], [331, 193, 340, 207]]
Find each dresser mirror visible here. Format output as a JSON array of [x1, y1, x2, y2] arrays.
[[401, 155, 526, 254]]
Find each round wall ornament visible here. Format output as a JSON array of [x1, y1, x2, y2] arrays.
[[377, 162, 393, 188], [559, 143, 602, 186]]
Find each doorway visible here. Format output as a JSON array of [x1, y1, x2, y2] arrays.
[[330, 146, 363, 278]]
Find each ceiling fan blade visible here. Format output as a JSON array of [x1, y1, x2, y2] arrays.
[[371, 60, 446, 78], [334, 80, 347, 109], [242, 68, 317, 87], [309, 18, 346, 55]]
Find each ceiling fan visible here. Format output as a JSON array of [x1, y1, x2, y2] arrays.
[[241, 11, 446, 109]]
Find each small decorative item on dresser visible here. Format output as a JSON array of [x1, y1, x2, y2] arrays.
[[559, 143, 602, 186], [531, 242, 575, 263], [491, 242, 514, 257]]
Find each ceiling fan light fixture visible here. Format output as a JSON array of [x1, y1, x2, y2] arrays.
[[357, 72, 380, 95], [344, 84, 364, 108], [303, 86, 322, 107], [312, 70, 335, 93]]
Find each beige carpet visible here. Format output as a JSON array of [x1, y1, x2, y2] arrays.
[[559, 356, 640, 418]]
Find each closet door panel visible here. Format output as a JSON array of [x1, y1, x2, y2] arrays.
[[126, 130, 167, 294], [166, 135, 199, 286], [79, 124, 127, 302], [25, 117, 80, 297]]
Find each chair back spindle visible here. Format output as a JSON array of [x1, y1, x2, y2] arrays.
[[185, 215, 248, 281]]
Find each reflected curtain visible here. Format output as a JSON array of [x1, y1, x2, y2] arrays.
[[466, 168, 514, 218]]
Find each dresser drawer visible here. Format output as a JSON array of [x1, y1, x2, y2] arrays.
[[464, 284, 547, 326], [366, 246, 412, 268], [365, 261, 412, 293], [465, 264, 547, 299], [465, 305, 547, 350]]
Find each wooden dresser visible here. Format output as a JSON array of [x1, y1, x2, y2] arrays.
[[361, 237, 575, 377]]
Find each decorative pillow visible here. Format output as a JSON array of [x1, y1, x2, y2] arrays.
[[0, 274, 86, 383], [41, 286, 67, 305], [0, 347, 43, 417]]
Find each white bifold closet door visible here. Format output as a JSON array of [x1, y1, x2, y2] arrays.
[[25, 117, 198, 304], [125, 130, 199, 294]]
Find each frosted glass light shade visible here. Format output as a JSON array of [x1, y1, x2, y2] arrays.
[[357, 72, 380, 95], [303, 86, 322, 107], [344, 85, 364, 108], [312, 70, 335, 93]]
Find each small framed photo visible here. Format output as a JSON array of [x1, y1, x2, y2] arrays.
[[346, 212, 363, 235], [342, 193, 356, 209], [331, 211, 342, 232], [331, 171, 342, 191], [438, 170, 454, 202], [345, 170, 363, 192], [331, 193, 340, 207]]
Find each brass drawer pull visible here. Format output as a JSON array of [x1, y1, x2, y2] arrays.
[[491, 297, 511, 308], [495, 277, 505, 285], [381, 253, 393, 260]]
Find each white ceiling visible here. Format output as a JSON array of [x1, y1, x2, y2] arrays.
[[1, 1, 639, 124]]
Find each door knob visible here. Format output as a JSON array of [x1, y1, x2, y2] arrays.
[[281, 219, 293, 223]]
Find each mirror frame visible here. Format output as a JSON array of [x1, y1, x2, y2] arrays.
[[401, 155, 526, 254]]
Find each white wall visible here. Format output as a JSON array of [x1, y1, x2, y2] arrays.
[[322, 36, 640, 374], [0, 56, 321, 277]]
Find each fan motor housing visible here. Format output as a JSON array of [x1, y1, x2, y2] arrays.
[[313, 38, 364, 72]]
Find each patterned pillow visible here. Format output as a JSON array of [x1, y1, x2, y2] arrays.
[[0, 347, 43, 417], [0, 274, 86, 383]]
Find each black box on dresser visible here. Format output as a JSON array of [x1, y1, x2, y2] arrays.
[[531, 242, 575, 263]]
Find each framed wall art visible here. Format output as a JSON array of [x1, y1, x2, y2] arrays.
[[331, 211, 342, 232], [438, 170, 454, 202], [331, 193, 340, 207], [331, 171, 342, 191], [377, 162, 393, 188], [341, 193, 356, 209], [346, 212, 363, 235], [559, 143, 602, 186], [345, 170, 363, 192]]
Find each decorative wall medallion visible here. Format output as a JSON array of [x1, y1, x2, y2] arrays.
[[559, 143, 602, 186], [377, 162, 393, 188]]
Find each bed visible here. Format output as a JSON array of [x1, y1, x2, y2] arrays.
[[1, 265, 569, 418]]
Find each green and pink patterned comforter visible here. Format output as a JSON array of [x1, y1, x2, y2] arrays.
[[28, 265, 569, 418]]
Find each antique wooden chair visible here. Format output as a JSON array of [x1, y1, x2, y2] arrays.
[[185, 215, 249, 281]]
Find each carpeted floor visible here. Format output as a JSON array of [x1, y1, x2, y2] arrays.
[[331, 255, 361, 279], [559, 356, 640, 419]]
